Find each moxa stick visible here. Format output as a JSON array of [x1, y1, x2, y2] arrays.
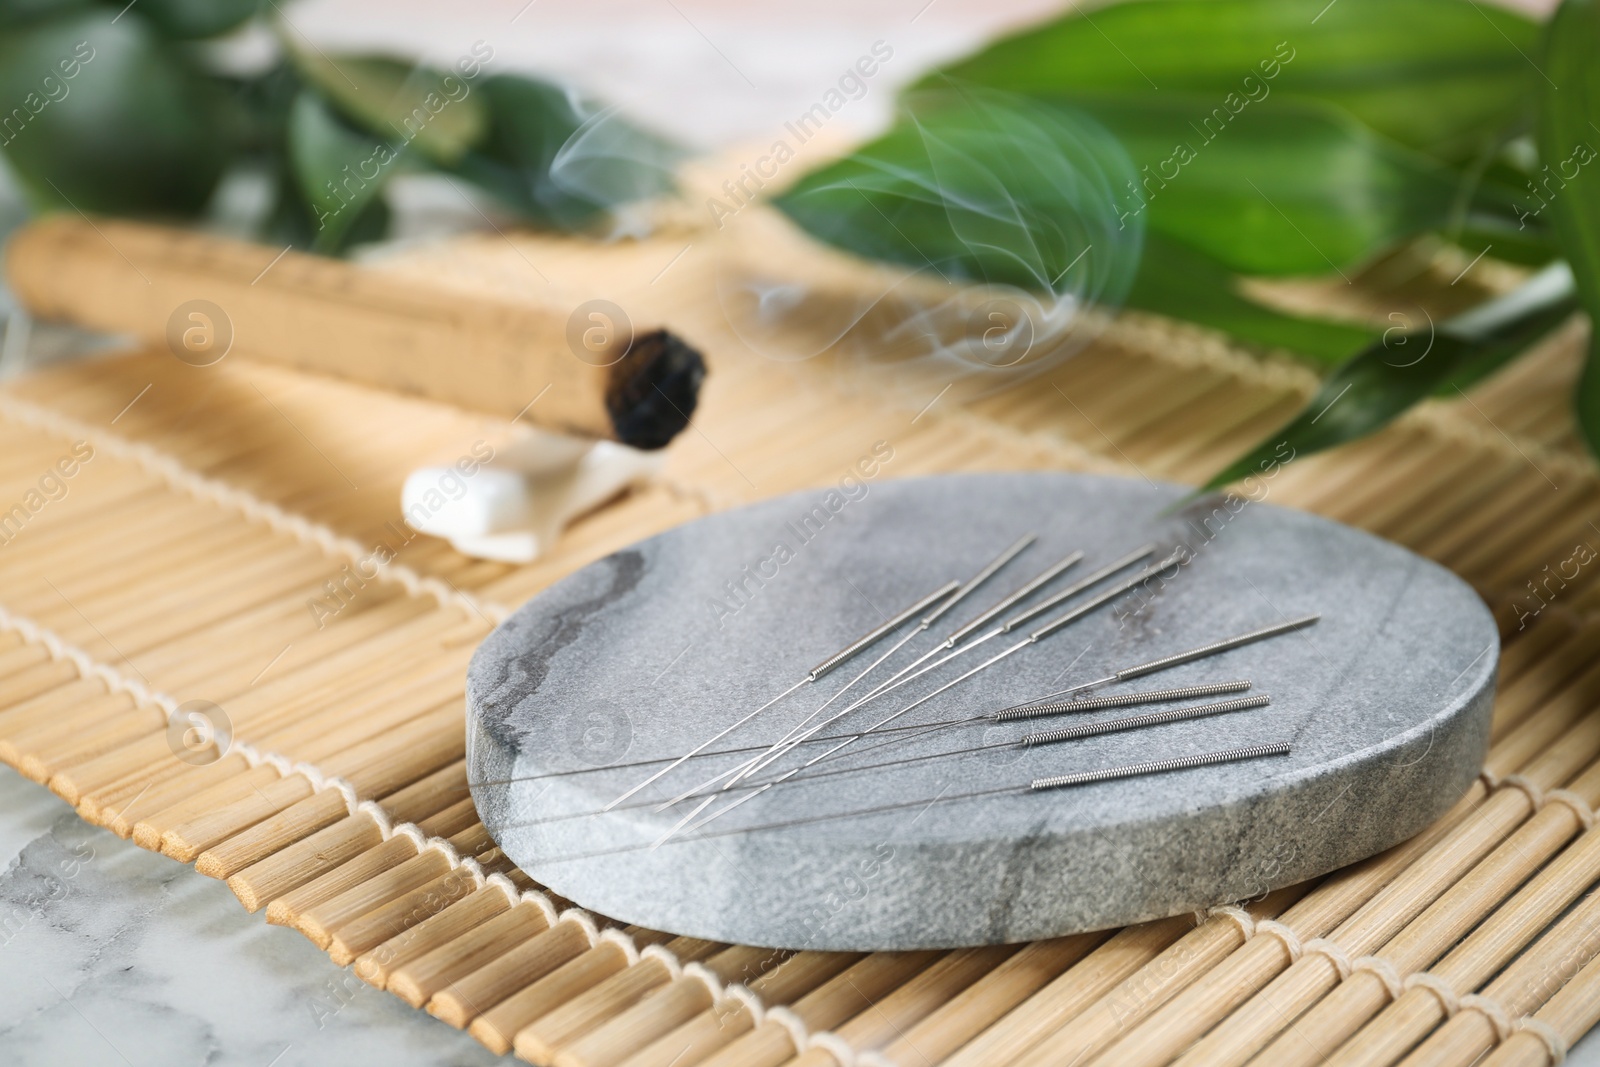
[[5, 216, 706, 449]]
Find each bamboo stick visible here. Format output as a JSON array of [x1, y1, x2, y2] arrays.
[[554, 945, 785, 1067], [1081, 777, 1504, 1067], [388, 901, 554, 1009], [471, 928, 683, 1053], [696, 953, 942, 1067], [1381, 455, 1525, 548], [195, 787, 350, 879], [1497, 612, 1580, 692], [1197, 756, 1600, 1067], [0, 640, 49, 677], [267, 831, 425, 934], [379, 761, 475, 824], [53, 610, 468, 809], [792, 944, 1018, 1065], [353, 873, 534, 989], [2, 691, 146, 775], [296, 824, 493, 947], [434, 916, 597, 1031], [263, 797, 477, 926], [129, 762, 285, 850], [160, 773, 317, 862], [865, 933, 1103, 1067], [616, 952, 862, 1067], [984, 891, 1304, 1067], [1480, 950, 1600, 1067], [229, 812, 385, 912], [1490, 621, 1600, 742], [198, 759, 468, 880], [514, 936, 723, 1063], [16, 701, 160, 783], [1396, 886, 1600, 1066], [1323, 816, 1600, 1065], [326, 853, 516, 966]]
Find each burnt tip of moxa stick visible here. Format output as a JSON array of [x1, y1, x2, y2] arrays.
[[605, 329, 707, 450]]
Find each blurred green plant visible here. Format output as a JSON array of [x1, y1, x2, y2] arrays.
[[0, 0, 679, 253], [778, 0, 1599, 482]]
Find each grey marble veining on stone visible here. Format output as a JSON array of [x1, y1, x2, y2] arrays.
[[468, 471, 1499, 951]]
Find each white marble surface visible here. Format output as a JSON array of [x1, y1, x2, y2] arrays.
[[0, 767, 506, 1066]]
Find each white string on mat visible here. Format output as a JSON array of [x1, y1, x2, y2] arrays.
[[1501, 774, 1547, 811], [1486, 771, 1597, 829], [0, 604, 177, 715], [1352, 955, 1405, 1000], [1513, 1015, 1569, 1065], [721, 981, 767, 1026], [1545, 789, 1597, 830], [764, 1007, 822, 1062], [1205, 904, 1256, 940], [1461, 992, 1514, 1042], [1252, 919, 1304, 963], [1406, 971, 1463, 1017], [1201, 905, 1357, 983], [1304, 937, 1353, 980], [641, 943, 683, 979], [805, 1029, 859, 1067], [0, 394, 509, 625]]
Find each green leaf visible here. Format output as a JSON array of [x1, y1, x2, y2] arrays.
[[1059, 93, 1496, 276], [221, 59, 301, 158], [288, 49, 487, 166], [452, 74, 681, 229], [1537, 0, 1600, 459], [775, 92, 1142, 300], [264, 151, 389, 251], [1201, 266, 1579, 491], [286, 91, 400, 253], [0, 0, 93, 29], [923, 0, 1538, 163], [133, 0, 264, 38], [1127, 234, 1373, 364], [0, 10, 230, 214]]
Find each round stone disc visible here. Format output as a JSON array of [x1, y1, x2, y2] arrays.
[[467, 472, 1497, 950]]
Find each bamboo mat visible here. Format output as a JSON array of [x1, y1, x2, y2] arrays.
[[1, 218, 1599, 1067]]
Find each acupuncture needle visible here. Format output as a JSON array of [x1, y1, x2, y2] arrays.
[[717, 537, 1080, 797], [470, 612, 1317, 803], [688, 543, 1158, 806], [602, 577, 961, 810], [998, 613, 1322, 713], [510, 742, 1294, 865], [819, 614, 1325, 770], [825, 543, 1156, 724], [648, 544, 1135, 817], [738, 533, 1042, 774], [662, 545, 1176, 816], [655, 739, 1289, 850], [465, 677, 1241, 795], [486, 681, 1259, 829], [467, 627, 1286, 799], [768, 548, 1190, 770], [691, 693, 1273, 803], [652, 534, 1040, 830], [660, 549, 1189, 840], [474, 584, 1307, 804]]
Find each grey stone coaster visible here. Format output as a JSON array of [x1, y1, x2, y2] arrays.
[[467, 472, 1497, 950]]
